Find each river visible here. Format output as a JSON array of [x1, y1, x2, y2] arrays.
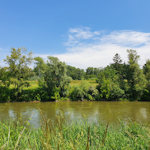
[[0, 101, 150, 127]]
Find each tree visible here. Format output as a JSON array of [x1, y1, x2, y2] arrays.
[[67, 65, 85, 80], [143, 60, 150, 82], [96, 67, 124, 100], [0, 61, 11, 102], [113, 53, 122, 64], [86, 67, 101, 79], [127, 49, 147, 100], [0, 67, 9, 86], [43, 56, 71, 100], [70, 80, 98, 101], [112, 53, 122, 71], [111, 54, 130, 97], [142, 60, 150, 100], [34, 57, 46, 78], [5, 48, 33, 101]]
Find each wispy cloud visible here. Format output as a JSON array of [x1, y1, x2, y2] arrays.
[[1, 27, 150, 69], [53, 28, 150, 69], [65, 27, 101, 47], [101, 31, 150, 47]]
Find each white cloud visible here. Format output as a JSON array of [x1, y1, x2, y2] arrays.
[[101, 31, 150, 46], [65, 27, 101, 47], [1, 28, 150, 69], [53, 28, 150, 69]]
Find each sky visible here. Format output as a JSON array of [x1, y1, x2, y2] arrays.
[[0, 0, 150, 68]]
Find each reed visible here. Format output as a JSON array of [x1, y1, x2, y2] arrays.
[[0, 115, 149, 150]]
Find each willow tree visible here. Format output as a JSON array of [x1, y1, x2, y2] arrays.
[[43, 56, 71, 100], [34, 57, 46, 78]]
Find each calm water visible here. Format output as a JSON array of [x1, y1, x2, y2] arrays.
[[0, 101, 150, 127]]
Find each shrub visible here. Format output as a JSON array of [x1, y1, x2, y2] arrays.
[[70, 81, 98, 100]]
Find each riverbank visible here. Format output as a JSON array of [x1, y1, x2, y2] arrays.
[[0, 118, 149, 150], [1, 79, 150, 102]]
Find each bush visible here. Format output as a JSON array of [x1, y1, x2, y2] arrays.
[[0, 86, 11, 102], [70, 81, 98, 100]]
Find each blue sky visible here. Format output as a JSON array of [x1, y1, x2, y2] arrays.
[[0, 0, 150, 68]]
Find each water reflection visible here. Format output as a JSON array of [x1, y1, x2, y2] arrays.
[[0, 101, 149, 127]]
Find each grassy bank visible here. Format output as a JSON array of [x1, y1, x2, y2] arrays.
[[22, 79, 98, 90], [1, 78, 150, 102], [70, 79, 97, 87], [0, 117, 149, 150]]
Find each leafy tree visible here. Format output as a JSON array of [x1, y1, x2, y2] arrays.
[[34, 57, 46, 78], [96, 67, 124, 100], [142, 60, 150, 100], [67, 65, 85, 80], [143, 59, 150, 83], [127, 49, 147, 100], [5, 48, 33, 101], [43, 56, 71, 100], [0, 67, 10, 87], [111, 54, 130, 97], [70, 80, 98, 100], [86, 67, 94, 75], [0, 61, 11, 102], [86, 67, 101, 79]]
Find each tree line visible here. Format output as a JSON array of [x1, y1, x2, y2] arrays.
[[0, 48, 150, 102]]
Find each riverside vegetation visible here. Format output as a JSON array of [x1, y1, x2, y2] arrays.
[[0, 114, 150, 150], [0, 48, 150, 102], [0, 48, 150, 150]]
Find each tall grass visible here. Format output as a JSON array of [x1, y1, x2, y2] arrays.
[[0, 115, 150, 150]]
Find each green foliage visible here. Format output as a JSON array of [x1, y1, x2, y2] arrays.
[[97, 67, 125, 100], [3, 48, 33, 101], [43, 56, 71, 100], [0, 48, 150, 102], [127, 49, 147, 100], [86, 67, 101, 79], [111, 55, 131, 98], [34, 57, 46, 78], [111, 53, 124, 77], [0, 86, 11, 102], [143, 59, 150, 82], [70, 80, 98, 100], [67, 65, 85, 80], [0, 67, 10, 86], [113, 53, 122, 64], [142, 60, 150, 100]]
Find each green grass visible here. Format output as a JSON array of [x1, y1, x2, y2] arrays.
[[24, 80, 39, 90], [0, 116, 149, 150], [70, 79, 98, 87], [8, 79, 98, 90], [24, 79, 98, 90], [9, 80, 39, 90]]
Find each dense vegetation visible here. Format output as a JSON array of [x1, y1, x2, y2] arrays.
[[0, 48, 150, 102], [0, 116, 149, 149]]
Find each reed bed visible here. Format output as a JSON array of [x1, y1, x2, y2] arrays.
[[0, 115, 150, 150]]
